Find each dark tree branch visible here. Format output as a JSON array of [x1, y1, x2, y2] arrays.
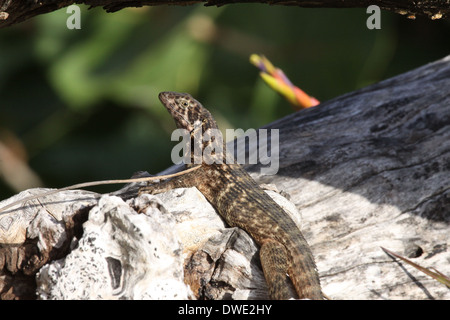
[[0, 0, 449, 28]]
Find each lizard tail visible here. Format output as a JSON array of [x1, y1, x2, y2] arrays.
[[287, 244, 323, 300]]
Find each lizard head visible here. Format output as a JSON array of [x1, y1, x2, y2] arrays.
[[159, 91, 226, 165], [158, 91, 218, 133]]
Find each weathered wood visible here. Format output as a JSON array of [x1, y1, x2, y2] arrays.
[[36, 194, 194, 299], [247, 55, 450, 299], [0, 0, 448, 28], [0, 55, 449, 299], [0, 189, 99, 299]]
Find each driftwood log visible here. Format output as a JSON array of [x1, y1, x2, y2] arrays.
[[0, 55, 449, 300], [0, 0, 449, 28]]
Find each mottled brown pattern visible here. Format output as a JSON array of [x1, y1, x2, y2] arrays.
[[140, 92, 322, 299]]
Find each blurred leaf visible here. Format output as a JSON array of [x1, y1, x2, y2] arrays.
[[382, 247, 450, 288]]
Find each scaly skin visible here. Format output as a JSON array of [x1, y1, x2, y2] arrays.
[[139, 92, 322, 299]]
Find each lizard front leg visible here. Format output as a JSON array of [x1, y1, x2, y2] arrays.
[[138, 167, 202, 195]]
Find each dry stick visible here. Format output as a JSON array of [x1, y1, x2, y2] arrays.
[[0, 165, 201, 214]]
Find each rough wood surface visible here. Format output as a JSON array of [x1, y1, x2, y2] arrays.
[[0, 55, 449, 299], [0, 189, 99, 299], [248, 55, 450, 300], [0, 0, 448, 29]]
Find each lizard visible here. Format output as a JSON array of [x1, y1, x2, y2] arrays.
[[0, 92, 323, 299], [139, 91, 323, 300]]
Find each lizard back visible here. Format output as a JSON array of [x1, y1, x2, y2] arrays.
[[197, 162, 322, 299], [157, 91, 322, 299]]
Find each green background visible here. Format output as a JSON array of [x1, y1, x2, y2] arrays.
[[0, 5, 449, 198]]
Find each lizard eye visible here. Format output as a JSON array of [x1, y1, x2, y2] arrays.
[[181, 100, 190, 108]]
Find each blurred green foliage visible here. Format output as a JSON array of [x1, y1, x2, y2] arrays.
[[0, 4, 449, 198]]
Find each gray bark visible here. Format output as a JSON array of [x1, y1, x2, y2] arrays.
[[0, 55, 449, 300]]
